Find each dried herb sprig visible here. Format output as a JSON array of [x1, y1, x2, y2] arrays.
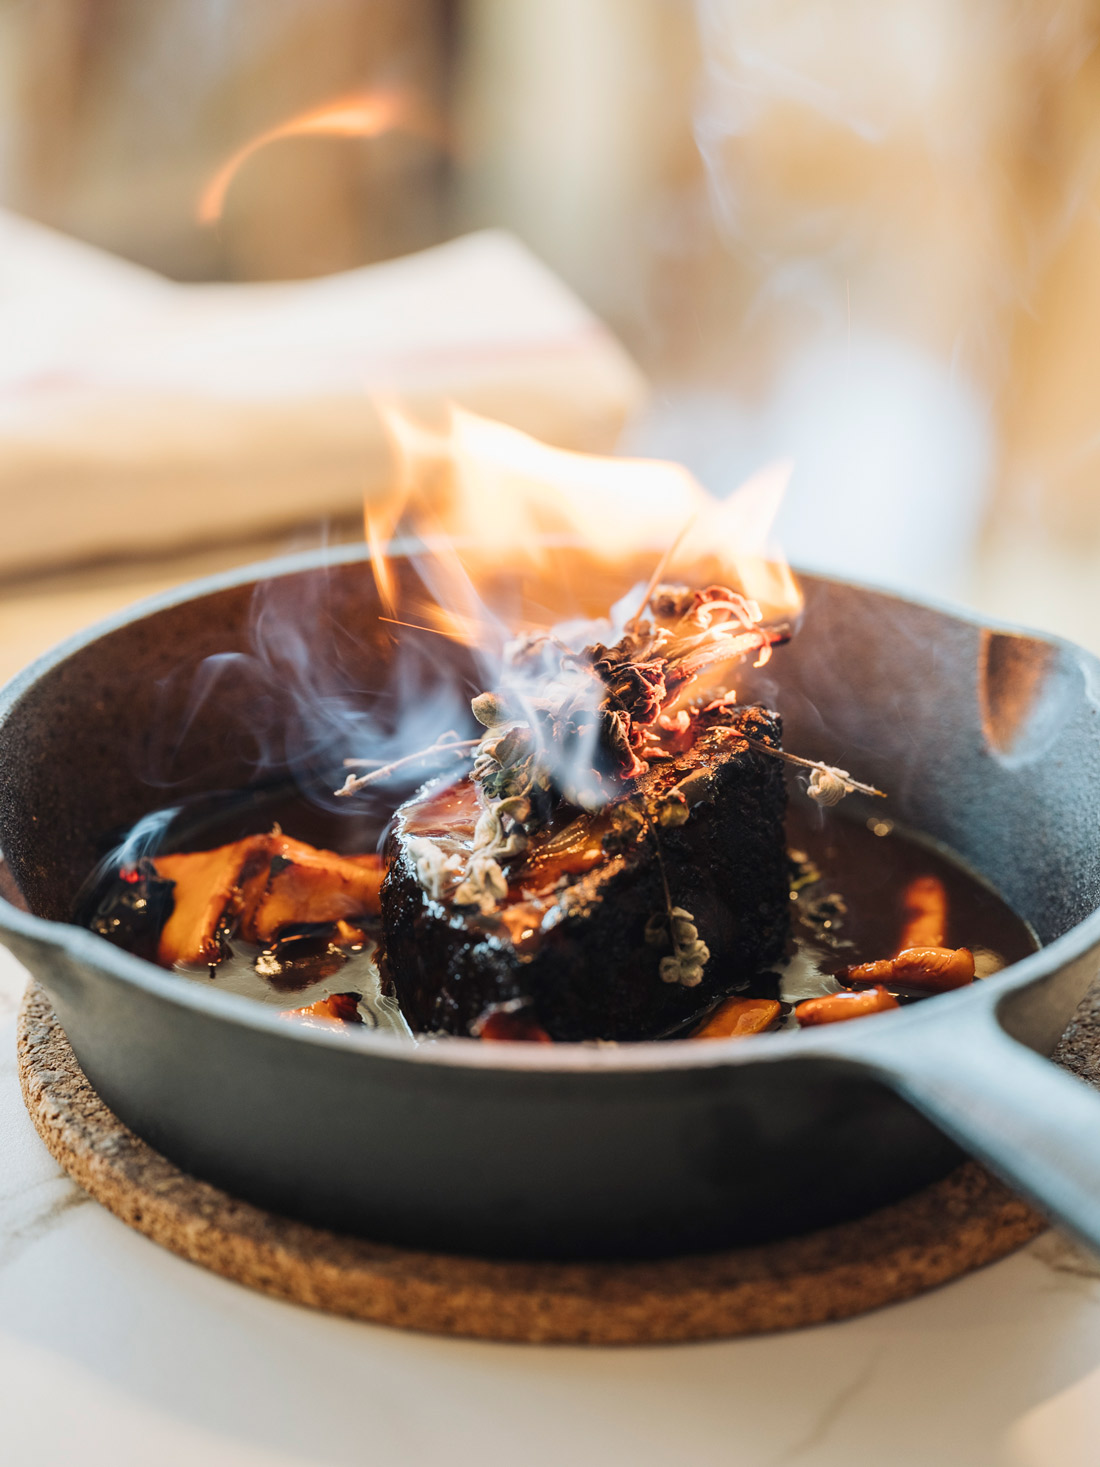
[[335, 738, 479, 797], [739, 736, 885, 805], [643, 820, 710, 987]]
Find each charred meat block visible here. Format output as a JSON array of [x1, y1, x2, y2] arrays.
[[381, 705, 789, 1041]]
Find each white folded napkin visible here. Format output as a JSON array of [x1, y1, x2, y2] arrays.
[[0, 213, 646, 574]]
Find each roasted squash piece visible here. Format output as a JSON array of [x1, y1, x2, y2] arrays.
[[154, 835, 385, 967], [155, 837, 261, 966], [238, 839, 385, 945]]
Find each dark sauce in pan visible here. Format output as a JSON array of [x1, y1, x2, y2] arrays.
[[87, 783, 1039, 1039], [775, 804, 1038, 1029]]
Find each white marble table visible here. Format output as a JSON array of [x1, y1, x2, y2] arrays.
[[1, 943, 1099, 1467]]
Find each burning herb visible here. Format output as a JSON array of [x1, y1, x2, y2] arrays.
[[337, 573, 884, 971]]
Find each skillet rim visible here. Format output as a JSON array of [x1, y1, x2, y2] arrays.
[[0, 542, 1097, 1076]]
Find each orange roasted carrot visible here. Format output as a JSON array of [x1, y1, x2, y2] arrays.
[[840, 946, 974, 993], [899, 875, 948, 950], [693, 996, 782, 1039], [795, 986, 899, 1026]]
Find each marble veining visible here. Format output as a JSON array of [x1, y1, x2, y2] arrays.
[[771, 1357, 879, 1464]]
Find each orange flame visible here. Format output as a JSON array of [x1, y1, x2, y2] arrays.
[[198, 91, 407, 225], [366, 403, 802, 633], [364, 510, 398, 618]]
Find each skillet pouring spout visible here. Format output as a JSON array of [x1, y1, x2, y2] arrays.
[[3, 550, 1100, 1258]]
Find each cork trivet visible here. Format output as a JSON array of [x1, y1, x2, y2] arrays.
[[18, 979, 1078, 1345]]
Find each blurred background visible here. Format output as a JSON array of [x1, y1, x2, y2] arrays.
[[2, 0, 1100, 670]]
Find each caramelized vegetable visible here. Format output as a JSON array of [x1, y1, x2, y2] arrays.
[[237, 842, 385, 945], [332, 920, 368, 946], [795, 986, 899, 1026], [899, 875, 948, 950], [839, 945, 975, 993], [155, 839, 258, 967], [154, 834, 385, 967], [472, 1004, 553, 1043], [279, 992, 363, 1025], [693, 995, 782, 1039]]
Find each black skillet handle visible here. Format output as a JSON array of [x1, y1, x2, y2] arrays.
[[839, 1002, 1100, 1256]]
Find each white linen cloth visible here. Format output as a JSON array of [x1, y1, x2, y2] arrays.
[[0, 212, 645, 574]]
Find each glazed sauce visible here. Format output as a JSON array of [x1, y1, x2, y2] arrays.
[[95, 783, 1037, 1040]]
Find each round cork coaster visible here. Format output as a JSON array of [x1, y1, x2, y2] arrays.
[[16, 981, 1061, 1346]]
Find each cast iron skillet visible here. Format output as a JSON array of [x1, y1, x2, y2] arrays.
[[1, 545, 1100, 1261]]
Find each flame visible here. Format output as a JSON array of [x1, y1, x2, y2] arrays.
[[695, 459, 802, 622], [340, 405, 802, 813], [364, 504, 400, 618], [198, 90, 408, 225], [366, 403, 802, 631]]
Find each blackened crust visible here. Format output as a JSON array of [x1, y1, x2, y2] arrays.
[[381, 707, 789, 1042]]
